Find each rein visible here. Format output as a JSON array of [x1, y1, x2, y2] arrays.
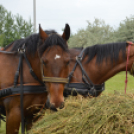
[[125, 41, 134, 93]]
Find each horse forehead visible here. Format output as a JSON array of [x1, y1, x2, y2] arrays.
[[54, 54, 61, 60]]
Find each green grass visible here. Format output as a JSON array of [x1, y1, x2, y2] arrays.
[[0, 121, 6, 134], [1, 72, 134, 134], [105, 72, 134, 94]]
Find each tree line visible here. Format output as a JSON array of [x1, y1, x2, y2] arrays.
[[69, 17, 134, 48], [0, 4, 134, 48], [0, 5, 33, 47]]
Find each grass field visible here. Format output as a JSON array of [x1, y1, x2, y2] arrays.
[[1, 72, 134, 134], [105, 72, 134, 94]]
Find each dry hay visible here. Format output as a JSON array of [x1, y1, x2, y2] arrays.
[[29, 93, 134, 134]]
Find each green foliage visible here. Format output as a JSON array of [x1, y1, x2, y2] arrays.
[[69, 18, 114, 48], [0, 5, 33, 47], [114, 16, 134, 42], [69, 16, 134, 48]]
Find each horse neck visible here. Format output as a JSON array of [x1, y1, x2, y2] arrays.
[[23, 53, 42, 84], [69, 49, 134, 85], [3, 42, 14, 51], [82, 55, 130, 84]]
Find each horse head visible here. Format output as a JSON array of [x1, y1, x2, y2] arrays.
[[38, 24, 70, 109]]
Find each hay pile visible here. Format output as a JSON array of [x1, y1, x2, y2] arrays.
[[29, 93, 134, 134]]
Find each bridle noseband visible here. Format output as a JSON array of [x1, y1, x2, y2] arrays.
[[41, 57, 69, 84], [64, 48, 105, 97], [43, 76, 69, 83]]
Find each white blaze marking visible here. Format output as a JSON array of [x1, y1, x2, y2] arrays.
[[54, 54, 61, 60]]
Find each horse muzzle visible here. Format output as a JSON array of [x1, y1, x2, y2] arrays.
[[50, 101, 64, 109]]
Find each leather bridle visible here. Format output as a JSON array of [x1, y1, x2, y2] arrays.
[[43, 76, 69, 83], [64, 48, 105, 97], [41, 61, 69, 83]]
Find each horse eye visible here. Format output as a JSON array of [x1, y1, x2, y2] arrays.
[[43, 61, 46, 65], [42, 58, 48, 66], [66, 61, 70, 65]]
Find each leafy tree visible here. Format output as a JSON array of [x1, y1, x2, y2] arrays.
[[114, 16, 134, 42], [69, 18, 114, 48], [69, 16, 134, 48], [0, 5, 33, 47]]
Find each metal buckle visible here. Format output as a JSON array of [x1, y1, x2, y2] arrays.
[[18, 44, 25, 53], [76, 56, 82, 61]]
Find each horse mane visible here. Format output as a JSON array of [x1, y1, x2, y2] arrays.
[[38, 33, 68, 56], [8, 30, 57, 56], [3, 42, 14, 50], [83, 42, 128, 64]]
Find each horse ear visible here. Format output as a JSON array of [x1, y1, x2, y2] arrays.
[[62, 24, 70, 41], [39, 24, 48, 40]]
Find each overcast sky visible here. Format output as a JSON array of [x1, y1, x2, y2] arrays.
[[1, 0, 134, 34]]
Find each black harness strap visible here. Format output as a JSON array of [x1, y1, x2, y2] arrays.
[[19, 52, 25, 134], [14, 53, 22, 87], [0, 45, 47, 133], [0, 86, 47, 98], [64, 83, 105, 96], [68, 49, 85, 83], [66, 48, 105, 97], [23, 53, 45, 86], [14, 51, 45, 87]]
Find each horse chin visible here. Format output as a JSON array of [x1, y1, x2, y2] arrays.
[[59, 102, 64, 109], [50, 104, 58, 111], [45, 99, 57, 111]]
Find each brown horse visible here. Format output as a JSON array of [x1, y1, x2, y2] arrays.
[[45, 42, 134, 110], [64, 42, 134, 97], [0, 24, 70, 134]]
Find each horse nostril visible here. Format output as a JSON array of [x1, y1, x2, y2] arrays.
[[50, 103, 57, 111], [59, 102, 64, 109]]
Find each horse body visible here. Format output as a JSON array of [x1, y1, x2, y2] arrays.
[[0, 46, 47, 134], [67, 42, 134, 97], [0, 24, 70, 134]]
